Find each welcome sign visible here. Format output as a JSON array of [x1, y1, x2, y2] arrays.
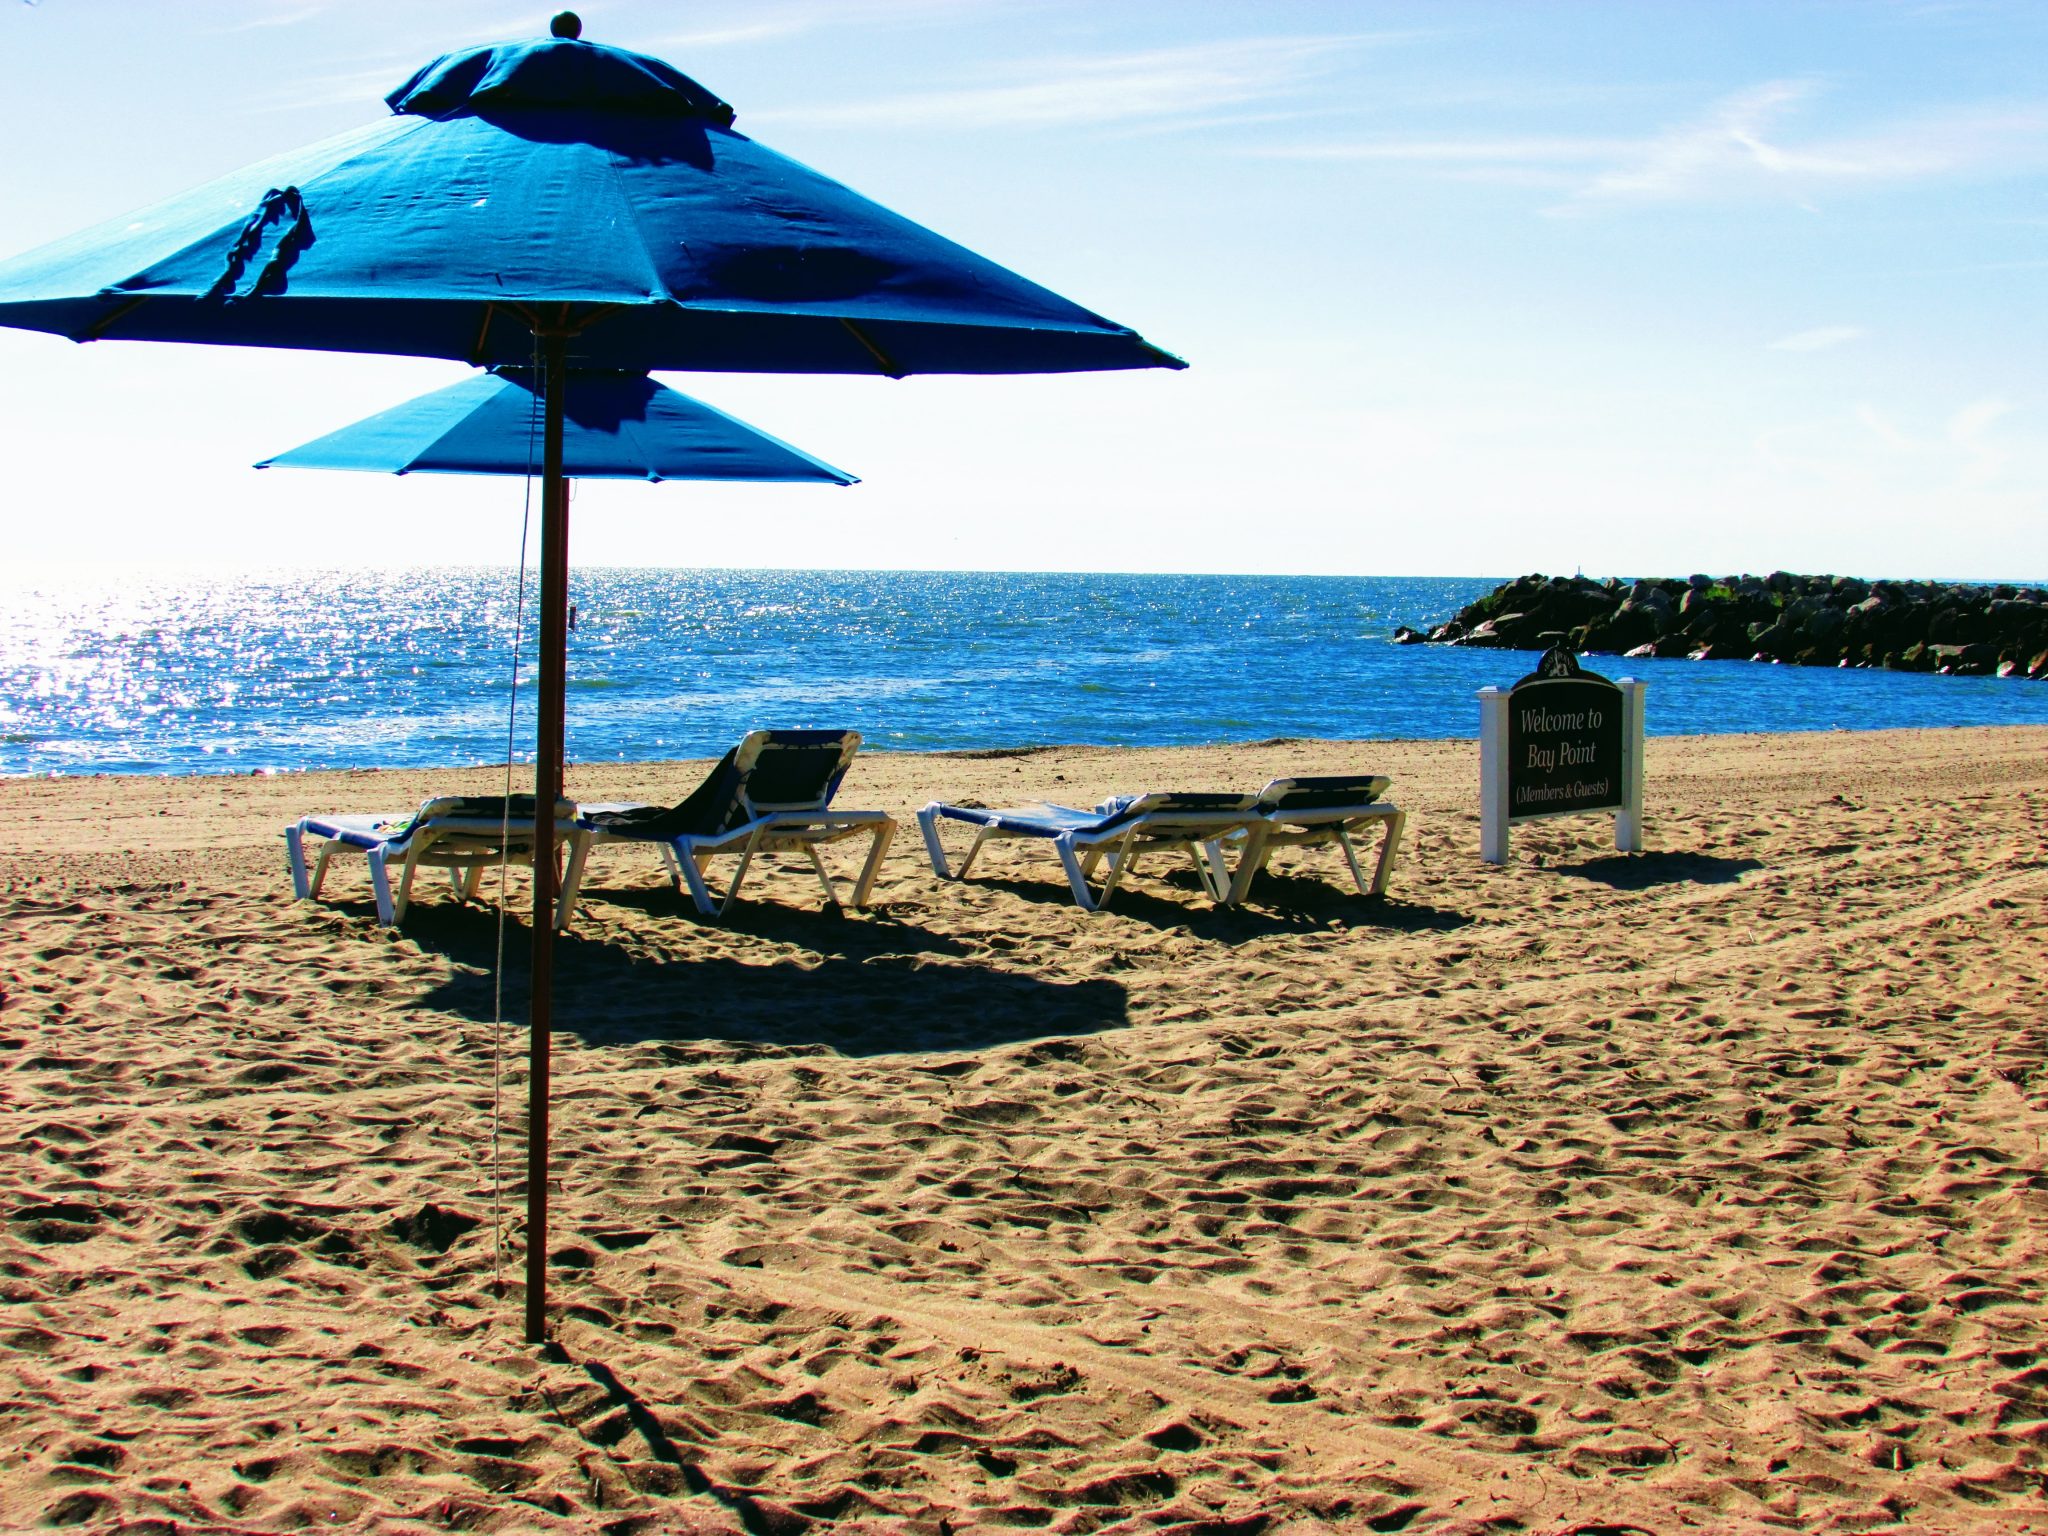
[[1509, 668, 1623, 817], [1479, 647, 1645, 863]]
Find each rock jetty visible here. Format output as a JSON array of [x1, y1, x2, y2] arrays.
[[1395, 572, 2048, 679]]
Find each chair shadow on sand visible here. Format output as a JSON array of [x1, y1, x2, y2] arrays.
[[965, 866, 1473, 937], [1554, 851, 1764, 889], [385, 893, 1131, 1056]]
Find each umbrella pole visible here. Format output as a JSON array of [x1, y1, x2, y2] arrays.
[[526, 330, 569, 1344]]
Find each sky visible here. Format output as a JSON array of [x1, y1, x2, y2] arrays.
[[0, 0, 2042, 580]]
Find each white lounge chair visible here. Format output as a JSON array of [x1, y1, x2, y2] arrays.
[[562, 729, 895, 919], [1224, 775, 1405, 905], [916, 792, 1266, 912], [285, 794, 583, 928]]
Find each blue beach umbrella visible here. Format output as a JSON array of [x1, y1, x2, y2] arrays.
[[255, 369, 856, 484], [0, 29, 1178, 378], [0, 13, 1181, 1342]]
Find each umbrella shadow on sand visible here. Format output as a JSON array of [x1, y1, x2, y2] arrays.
[[390, 899, 1130, 1056], [1553, 852, 1764, 889]]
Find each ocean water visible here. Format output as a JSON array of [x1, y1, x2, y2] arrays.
[[3, 567, 2046, 776]]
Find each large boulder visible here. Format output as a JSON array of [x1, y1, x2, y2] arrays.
[[1463, 613, 1540, 648], [1747, 613, 1799, 658], [1927, 604, 1988, 646], [1942, 642, 2000, 676], [1803, 604, 1847, 642]]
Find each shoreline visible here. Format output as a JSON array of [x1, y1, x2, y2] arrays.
[[10, 713, 2048, 786], [4, 724, 2046, 1532]]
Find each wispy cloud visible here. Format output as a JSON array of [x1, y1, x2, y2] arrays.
[[654, 0, 988, 53], [1948, 396, 2014, 486], [1571, 82, 2048, 206], [755, 34, 1381, 131], [1261, 134, 1632, 164], [1768, 325, 1867, 353], [1250, 77, 2048, 208], [1253, 134, 1631, 188], [209, 4, 328, 33], [1753, 395, 2029, 512]]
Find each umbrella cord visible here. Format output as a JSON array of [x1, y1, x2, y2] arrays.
[[489, 351, 544, 1300]]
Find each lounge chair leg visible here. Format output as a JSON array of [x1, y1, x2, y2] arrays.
[[1198, 840, 1233, 902], [556, 831, 592, 931], [1096, 840, 1137, 907], [851, 820, 895, 908], [367, 848, 398, 927], [393, 848, 422, 923], [286, 825, 311, 899], [804, 843, 839, 906], [1371, 810, 1406, 895], [719, 829, 767, 917], [310, 842, 338, 901], [655, 844, 683, 891], [1335, 829, 1371, 895], [955, 825, 994, 881], [674, 844, 720, 917], [916, 806, 955, 878], [1054, 835, 1100, 912], [1225, 824, 1274, 907]]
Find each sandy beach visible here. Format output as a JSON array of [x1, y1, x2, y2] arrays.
[[3, 724, 2045, 1534]]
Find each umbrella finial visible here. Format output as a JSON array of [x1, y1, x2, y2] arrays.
[[551, 11, 582, 39]]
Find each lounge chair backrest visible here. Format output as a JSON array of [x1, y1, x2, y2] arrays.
[[385, 794, 576, 837], [1093, 790, 1259, 830], [1254, 776, 1390, 814], [738, 729, 862, 814], [575, 730, 861, 841]]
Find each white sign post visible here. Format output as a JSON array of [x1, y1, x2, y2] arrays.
[[1479, 660, 1645, 865]]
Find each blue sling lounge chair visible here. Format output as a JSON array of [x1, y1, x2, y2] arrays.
[[1224, 775, 1405, 904], [916, 791, 1267, 912], [285, 794, 584, 928], [562, 729, 895, 919]]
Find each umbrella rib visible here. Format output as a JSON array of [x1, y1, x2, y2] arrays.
[[82, 294, 149, 342], [469, 302, 499, 365], [563, 304, 621, 339], [839, 319, 906, 379]]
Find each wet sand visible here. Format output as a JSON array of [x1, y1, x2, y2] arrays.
[[2, 725, 2046, 1534]]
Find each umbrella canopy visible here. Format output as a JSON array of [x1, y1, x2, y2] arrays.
[[0, 13, 1182, 1344], [255, 369, 856, 483], [0, 32, 1183, 378]]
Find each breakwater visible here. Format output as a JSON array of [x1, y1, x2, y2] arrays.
[[1398, 572, 2048, 679]]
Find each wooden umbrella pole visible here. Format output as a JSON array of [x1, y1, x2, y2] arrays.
[[526, 328, 569, 1345]]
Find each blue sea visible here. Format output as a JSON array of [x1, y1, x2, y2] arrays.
[[3, 568, 2045, 776]]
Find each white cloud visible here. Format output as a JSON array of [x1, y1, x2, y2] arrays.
[[654, 0, 986, 52], [1255, 135, 1632, 165], [1949, 397, 2014, 486], [755, 34, 1378, 131], [1768, 326, 1867, 353], [209, 5, 329, 33], [1252, 77, 2048, 209], [1572, 82, 2048, 206], [1764, 397, 2021, 498]]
